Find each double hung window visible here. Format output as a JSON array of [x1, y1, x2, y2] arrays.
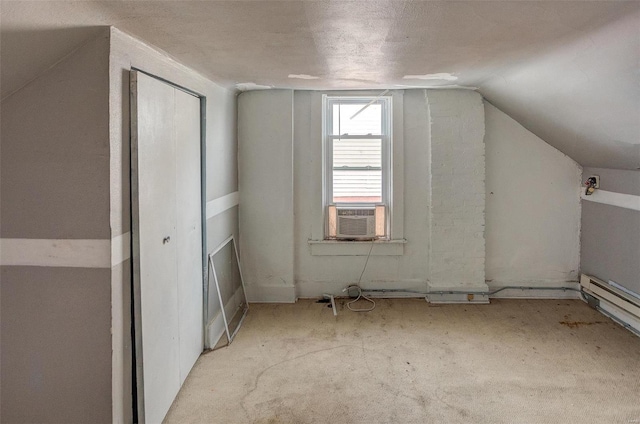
[[323, 96, 392, 239]]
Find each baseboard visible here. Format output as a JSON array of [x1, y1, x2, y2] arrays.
[[206, 312, 226, 349], [205, 285, 247, 348], [487, 281, 581, 299], [598, 298, 640, 335], [426, 283, 490, 304], [251, 281, 582, 304], [245, 285, 296, 303], [295, 279, 428, 299]]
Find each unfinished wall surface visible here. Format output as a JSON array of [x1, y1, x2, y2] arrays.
[[484, 103, 582, 292], [0, 30, 113, 423], [109, 27, 238, 423], [427, 90, 486, 292], [581, 167, 640, 295], [238, 90, 296, 302]]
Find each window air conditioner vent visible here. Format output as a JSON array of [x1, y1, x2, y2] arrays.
[[336, 208, 375, 239]]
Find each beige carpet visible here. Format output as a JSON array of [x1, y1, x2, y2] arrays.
[[165, 299, 640, 424]]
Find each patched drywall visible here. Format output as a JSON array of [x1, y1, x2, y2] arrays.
[[0, 30, 113, 423], [484, 103, 582, 288], [581, 167, 640, 295]]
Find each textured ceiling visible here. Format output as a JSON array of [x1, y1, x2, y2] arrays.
[[1, 1, 639, 169]]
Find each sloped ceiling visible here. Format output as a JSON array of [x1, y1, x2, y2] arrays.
[[2, 1, 639, 169]]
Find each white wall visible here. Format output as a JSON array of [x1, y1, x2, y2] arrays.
[[109, 27, 238, 423], [427, 90, 486, 293], [238, 89, 583, 301], [238, 90, 296, 302], [484, 102, 582, 292], [293, 90, 429, 297], [240, 89, 486, 299]]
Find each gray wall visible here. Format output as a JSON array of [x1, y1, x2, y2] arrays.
[[0, 26, 238, 424], [109, 27, 239, 423], [1, 30, 113, 423], [581, 167, 640, 295]]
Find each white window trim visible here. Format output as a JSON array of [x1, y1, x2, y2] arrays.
[[308, 90, 405, 256], [323, 95, 390, 214]]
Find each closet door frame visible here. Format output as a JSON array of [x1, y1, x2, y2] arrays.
[[130, 68, 208, 424]]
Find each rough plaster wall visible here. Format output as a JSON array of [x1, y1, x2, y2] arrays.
[[427, 90, 486, 290], [581, 167, 640, 295], [0, 31, 112, 423], [293, 90, 430, 297], [484, 102, 582, 287], [238, 90, 296, 302], [109, 27, 238, 423]]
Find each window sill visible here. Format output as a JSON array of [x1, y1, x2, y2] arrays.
[[308, 239, 406, 256]]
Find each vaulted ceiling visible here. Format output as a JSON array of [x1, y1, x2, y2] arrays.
[[2, 1, 639, 169]]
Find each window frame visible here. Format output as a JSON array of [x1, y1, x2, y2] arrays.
[[322, 95, 393, 239], [309, 90, 405, 256]]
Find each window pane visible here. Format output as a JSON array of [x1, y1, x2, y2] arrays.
[[331, 103, 382, 135], [333, 139, 381, 168], [333, 170, 382, 203], [333, 137, 382, 203]]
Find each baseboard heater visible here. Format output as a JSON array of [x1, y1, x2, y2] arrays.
[[580, 274, 640, 320]]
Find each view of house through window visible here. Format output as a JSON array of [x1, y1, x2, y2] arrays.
[[326, 96, 390, 204], [324, 95, 391, 239]]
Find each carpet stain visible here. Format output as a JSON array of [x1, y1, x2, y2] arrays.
[[559, 320, 605, 328]]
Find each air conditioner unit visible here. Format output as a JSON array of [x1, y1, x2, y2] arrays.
[[336, 207, 376, 239]]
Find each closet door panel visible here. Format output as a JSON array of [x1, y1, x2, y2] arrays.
[[174, 89, 204, 384], [131, 71, 181, 424]]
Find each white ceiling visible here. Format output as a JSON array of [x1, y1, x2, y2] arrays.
[[2, 1, 639, 169]]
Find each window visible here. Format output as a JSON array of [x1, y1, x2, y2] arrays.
[[323, 95, 392, 239]]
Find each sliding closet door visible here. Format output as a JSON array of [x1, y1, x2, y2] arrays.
[[131, 70, 203, 424]]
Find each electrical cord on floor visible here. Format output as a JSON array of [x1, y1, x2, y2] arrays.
[[344, 240, 376, 312], [357, 239, 375, 285], [344, 284, 376, 312]]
